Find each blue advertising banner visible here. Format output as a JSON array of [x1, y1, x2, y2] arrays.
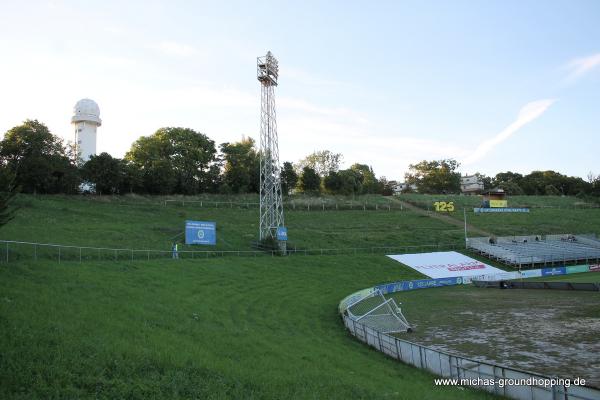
[[520, 269, 542, 278], [277, 227, 288, 241], [376, 276, 463, 295], [185, 220, 216, 245], [473, 208, 530, 213], [541, 266, 566, 277]]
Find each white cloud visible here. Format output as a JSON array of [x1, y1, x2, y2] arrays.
[[565, 53, 600, 82], [153, 40, 197, 57], [462, 99, 556, 166]]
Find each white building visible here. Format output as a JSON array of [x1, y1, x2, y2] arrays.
[[460, 174, 484, 194], [71, 99, 101, 162], [393, 182, 418, 194]]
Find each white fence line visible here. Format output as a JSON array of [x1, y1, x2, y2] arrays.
[[162, 199, 403, 211]]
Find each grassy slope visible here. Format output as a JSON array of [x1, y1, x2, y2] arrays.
[[1, 195, 464, 252], [0, 256, 493, 400], [466, 208, 600, 237], [401, 193, 598, 209], [2, 193, 597, 398], [398, 194, 600, 237]]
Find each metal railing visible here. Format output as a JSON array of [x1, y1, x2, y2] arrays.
[[0, 240, 461, 263], [342, 315, 598, 400], [163, 199, 404, 212]]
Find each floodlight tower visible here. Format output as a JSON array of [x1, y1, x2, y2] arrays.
[[257, 51, 286, 251]]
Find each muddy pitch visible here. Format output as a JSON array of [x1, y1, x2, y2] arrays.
[[391, 285, 600, 387]]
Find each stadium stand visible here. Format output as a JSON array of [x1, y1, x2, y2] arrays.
[[467, 234, 600, 268]]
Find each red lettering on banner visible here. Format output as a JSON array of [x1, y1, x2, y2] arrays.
[[590, 264, 600, 272], [447, 264, 486, 271], [416, 261, 486, 271]]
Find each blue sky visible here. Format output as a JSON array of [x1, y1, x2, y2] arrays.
[[0, 0, 599, 180]]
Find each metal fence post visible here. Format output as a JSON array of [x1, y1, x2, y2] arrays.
[[6, 242, 8, 263], [58, 247, 61, 263], [79, 247, 82, 263], [34, 244, 37, 261]]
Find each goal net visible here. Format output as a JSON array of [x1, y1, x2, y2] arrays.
[[347, 291, 412, 333]]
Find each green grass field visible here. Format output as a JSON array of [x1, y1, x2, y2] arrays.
[[2, 195, 464, 253], [1, 193, 599, 398], [401, 193, 599, 209], [0, 256, 496, 400]]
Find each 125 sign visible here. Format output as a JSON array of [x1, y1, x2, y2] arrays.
[[434, 201, 455, 212]]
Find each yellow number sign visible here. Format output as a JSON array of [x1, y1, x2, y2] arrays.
[[433, 201, 455, 212]]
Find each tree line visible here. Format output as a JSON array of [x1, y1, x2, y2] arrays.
[[0, 120, 392, 196], [404, 158, 600, 197], [1, 120, 598, 199]]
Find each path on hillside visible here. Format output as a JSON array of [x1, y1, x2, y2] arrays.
[[390, 198, 494, 238]]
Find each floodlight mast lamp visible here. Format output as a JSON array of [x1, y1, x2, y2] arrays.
[[257, 51, 285, 250]]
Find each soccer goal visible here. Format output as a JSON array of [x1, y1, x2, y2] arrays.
[[347, 291, 412, 333]]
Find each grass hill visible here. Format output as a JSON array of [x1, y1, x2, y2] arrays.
[[0, 256, 496, 399], [1, 195, 464, 253], [1, 193, 598, 399]]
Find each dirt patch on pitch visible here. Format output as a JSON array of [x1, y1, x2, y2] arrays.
[[391, 286, 600, 387]]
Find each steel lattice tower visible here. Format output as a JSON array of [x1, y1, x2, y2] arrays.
[[257, 51, 285, 248]]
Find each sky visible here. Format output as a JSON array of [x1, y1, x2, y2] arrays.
[[0, 0, 599, 181]]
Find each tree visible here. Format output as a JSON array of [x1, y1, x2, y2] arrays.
[[297, 150, 342, 177], [0, 120, 80, 194], [378, 177, 396, 196], [350, 163, 379, 194], [405, 159, 461, 194], [337, 169, 362, 195], [220, 137, 259, 193], [119, 160, 144, 194], [280, 161, 298, 195], [81, 153, 123, 194], [0, 166, 17, 227], [298, 166, 321, 194], [492, 171, 524, 194], [323, 171, 342, 194], [125, 127, 219, 194], [473, 173, 492, 190], [501, 181, 524, 195], [323, 169, 363, 195]]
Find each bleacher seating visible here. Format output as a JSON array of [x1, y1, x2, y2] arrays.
[[467, 234, 600, 267]]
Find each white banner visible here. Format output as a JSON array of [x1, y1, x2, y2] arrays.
[[387, 251, 505, 279]]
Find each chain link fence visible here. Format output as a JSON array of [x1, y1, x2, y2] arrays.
[[163, 199, 404, 212], [0, 240, 461, 263]]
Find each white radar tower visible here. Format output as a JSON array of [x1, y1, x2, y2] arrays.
[[71, 98, 101, 163]]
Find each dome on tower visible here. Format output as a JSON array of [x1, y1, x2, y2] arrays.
[[71, 98, 101, 125]]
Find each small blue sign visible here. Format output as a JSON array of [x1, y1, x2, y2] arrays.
[[473, 208, 530, 213], [541, 266, 566, 277], [185, 220, 216, 245], [277, 226, 288, 241]]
